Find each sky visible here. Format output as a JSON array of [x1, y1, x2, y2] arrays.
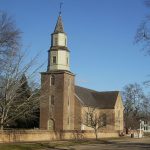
[[1, 0, 150, 93]]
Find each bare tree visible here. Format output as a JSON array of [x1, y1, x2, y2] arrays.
[[82, 107, 108, 140], [135, 0, 150, 55], [0, 11, 21, 72], [141, 95, 150, 121], [0, 11, 44, 130], [122, 83, 147, 133], [135, 20, 150, 55], [0, 49, 43, 129]]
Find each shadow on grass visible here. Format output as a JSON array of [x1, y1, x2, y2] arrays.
[[0, 143, 44, 150], [116, 142, 150, 150], [1, 138, 150, 150]]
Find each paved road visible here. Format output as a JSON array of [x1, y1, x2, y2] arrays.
[[66, 138, 150, 150], [68, 143, 150, 150]]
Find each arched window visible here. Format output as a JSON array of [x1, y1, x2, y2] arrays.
[[47, 119, 55, 130], [51, 75, 55, 85], [51, 95, 54, 105], [53, 56, 56, 64], [68, 117, 70, 125], [68, 97, 69, 106], [85, 112, 92, 126], [99, 114, 107, 127]]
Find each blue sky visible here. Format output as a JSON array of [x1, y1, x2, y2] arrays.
[[1, 0, 150, 93]]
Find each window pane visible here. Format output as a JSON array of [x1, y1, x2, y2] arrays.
[[51, 95, 54, 105], [53, 56, 56, 64], [68, 117, 69, 125], [51, 76, 55, 85], [99, 114, 107, 127], [48, 119, 54, 130], [68, 98, 69, 106]]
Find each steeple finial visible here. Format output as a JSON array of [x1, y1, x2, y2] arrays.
[[59, 2, 63, 15], [54, 3, 64, 33]]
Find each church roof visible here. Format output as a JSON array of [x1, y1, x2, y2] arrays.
[[75, 86, 119, 109], [54, 15, 64, 33]]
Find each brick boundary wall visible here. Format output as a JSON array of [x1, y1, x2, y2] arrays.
[[0, 130, 119, 143]]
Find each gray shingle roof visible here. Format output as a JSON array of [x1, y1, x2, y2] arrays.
[[54, 15, 64, 33], [75, 86, 119, 109]]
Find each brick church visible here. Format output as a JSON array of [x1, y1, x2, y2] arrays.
[[40, 13, 124, 133]]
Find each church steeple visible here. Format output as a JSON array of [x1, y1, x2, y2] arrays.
[[40, 8, 75, 131], [54, 15, 64, 33], [47, 14, 70, 72]]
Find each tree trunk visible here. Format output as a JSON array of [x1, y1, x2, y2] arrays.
[[126, 128, 129, 134], [0, 124, 4, 130], [94, 129, 98, 140], [0, 118, 4, 130]]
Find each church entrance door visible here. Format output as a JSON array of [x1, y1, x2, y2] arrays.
[[47, 119, 54, 130]]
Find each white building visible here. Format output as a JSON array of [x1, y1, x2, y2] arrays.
[[141, 121, 150, 132]]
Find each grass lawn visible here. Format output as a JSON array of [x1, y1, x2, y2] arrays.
[[0, 140, 114, 150], [0, 143, 46, 150], [0, 137, 149, 150]]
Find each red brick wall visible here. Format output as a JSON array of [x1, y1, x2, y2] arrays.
[[40, 71, 75, 131]]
